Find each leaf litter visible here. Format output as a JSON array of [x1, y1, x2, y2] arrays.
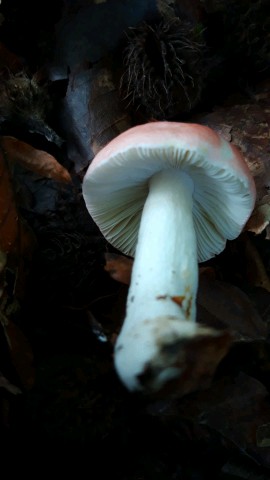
[[0, 1, 270, 478]]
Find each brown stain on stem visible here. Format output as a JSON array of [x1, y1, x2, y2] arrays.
[[171, 295, 185, 306], [155, 294, 193, 320]]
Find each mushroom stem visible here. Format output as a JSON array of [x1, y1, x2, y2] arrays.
[[114, 169, 201, 391], [128, 169, 197, 321]]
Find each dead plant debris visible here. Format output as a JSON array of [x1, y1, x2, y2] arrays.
[[1, 1, 270, 478]]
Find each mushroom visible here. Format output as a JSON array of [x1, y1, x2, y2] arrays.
[[82, 122, 256, 396]]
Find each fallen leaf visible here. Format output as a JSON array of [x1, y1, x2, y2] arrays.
[[54, 63, 94, 173], [0, 150, 18, 254], [246, 197, 270, 239], [104, 252, 133, 285], [51, 0, 160, 171], [0, 148, 36, 307], [0, 250, 6, 273], [244, 234, 270, 292], [197, 270, 268, 342], [196, 102, 270, 182], [0, 148, 34, 257], [177, 372, 270, 468], [89, 64, 132, 154], [0, 136, 71, 183], [193, 79, 270, 236]]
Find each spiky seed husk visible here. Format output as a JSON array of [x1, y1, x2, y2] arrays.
[[120, 17, 206, 119]]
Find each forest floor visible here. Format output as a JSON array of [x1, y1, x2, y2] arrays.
[[1, 2, 270, 478]]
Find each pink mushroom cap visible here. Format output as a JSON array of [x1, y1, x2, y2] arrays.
[[82, 121, 256, 261]]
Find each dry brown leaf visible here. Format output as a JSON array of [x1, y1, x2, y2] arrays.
[[0, 135, 71, 183], [244, 235, 270, 292], [246, 195, 270, 238], [193, 79, 270, 236], [0, 149, 17, 254], [0, 148, 36, 309], [0, 149, 25, 255], [104, 252, 133, 285], [178, 372, 270, 468], [0, 149, 35, 258], [89, 66, 132, 154], [0, 149, 36, 390], [0, 250, 6, 273], [197, 269, 268, 341]]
